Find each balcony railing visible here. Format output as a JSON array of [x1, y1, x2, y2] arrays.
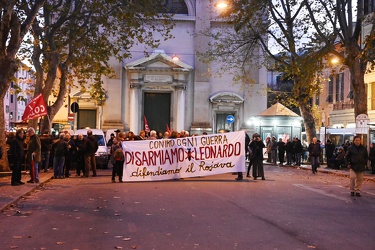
[[333, 102, 354, 110]]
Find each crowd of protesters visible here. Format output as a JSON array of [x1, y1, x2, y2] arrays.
[[258, 134, 375, 176], [263, 136, 305, 167], [6, 127, 375, 193], [6, 128, 100, 185], [5, 127, 210, 186]]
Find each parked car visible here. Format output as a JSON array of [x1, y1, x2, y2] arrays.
[[74, 129, 108, 169]]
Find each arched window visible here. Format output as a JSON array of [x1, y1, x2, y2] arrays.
[[161, 0, 188, 14]]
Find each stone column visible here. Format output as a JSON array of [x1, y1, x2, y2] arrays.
[[129, 86, 139, 133], [176, 87, 185, 131]]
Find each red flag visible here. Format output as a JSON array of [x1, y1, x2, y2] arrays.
[[166, 124, 171, 133], [22, 93, 48, 121], [144, 115, 150, 133]]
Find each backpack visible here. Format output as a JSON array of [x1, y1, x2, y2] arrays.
[[114, 147, 124, 161]]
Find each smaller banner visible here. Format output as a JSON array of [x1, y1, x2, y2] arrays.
[[22, 93, 48, 121], [122, 131, 245, 182]]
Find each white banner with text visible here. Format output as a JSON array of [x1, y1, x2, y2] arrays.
[[122, 131, 246, 182]]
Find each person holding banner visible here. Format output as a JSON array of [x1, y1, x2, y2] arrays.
[[237, 131, 250, 180], [111, 132, 125, 182], [26, 127, 41, 183]]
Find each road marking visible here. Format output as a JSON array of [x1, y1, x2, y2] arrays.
[[364, 191, 375, 196], [293, 184, 352, 203]]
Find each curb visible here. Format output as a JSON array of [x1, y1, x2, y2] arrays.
[[0, 176, 53, 213], [274, 163, 375, 183]]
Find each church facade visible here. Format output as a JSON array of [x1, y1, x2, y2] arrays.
[[54, 0, 267, 135]]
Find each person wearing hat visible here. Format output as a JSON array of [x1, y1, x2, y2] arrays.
[[333, 146, 345, 169], [107, 133, 115, 147]]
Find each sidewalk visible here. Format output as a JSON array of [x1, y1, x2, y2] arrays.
[[1, 163, 375, 213], [268, 162, 375, 183], [0, 171, 53, 212]]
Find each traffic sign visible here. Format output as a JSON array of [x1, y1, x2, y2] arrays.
[[71, 102, 79, 113], [68, 113, 74, 121], [226, 115, 235, 124]]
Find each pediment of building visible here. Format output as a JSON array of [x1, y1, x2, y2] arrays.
[[209, 92, 244, 104], [71, 91, 91, 99], [125, 50, 193, 72]]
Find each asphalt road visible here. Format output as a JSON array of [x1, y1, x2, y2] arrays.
[[1, 166, 375, 250]]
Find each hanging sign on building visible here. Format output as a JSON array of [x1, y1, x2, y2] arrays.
[[121, 131, 245, 182], [355, 114, 369, 134]]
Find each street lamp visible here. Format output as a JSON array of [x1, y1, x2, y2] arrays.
[[171, 54, 180, 61], [215, 1, 228, 9], [331, 57, 339, 65]]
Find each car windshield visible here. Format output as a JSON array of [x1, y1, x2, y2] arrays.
[[95, 135, 105, 146]]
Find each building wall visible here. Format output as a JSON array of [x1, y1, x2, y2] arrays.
[[55, 0, 267, 134]]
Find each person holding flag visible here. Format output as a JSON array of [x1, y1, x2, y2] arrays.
[[20, 94, 47, 183]]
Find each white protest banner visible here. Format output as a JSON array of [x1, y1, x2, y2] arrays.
[[122, 131, 245, 182]]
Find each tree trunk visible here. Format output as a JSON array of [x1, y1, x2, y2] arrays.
[[0, 94, 10, 172], [349, 58, 368, 118], [40, 64, 68, 133], [0, 58, 18, 171], [299, 101, 317, 144]]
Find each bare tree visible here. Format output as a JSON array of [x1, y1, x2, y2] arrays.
[[0, 0, 45, 171], [304, 0, 375, 118], [23, 0, 174, 132], [204, 0, 375, 142], [202, 0, 326, 142]]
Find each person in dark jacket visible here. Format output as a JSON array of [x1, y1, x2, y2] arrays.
[[345, 136, 368, 197], [276, 138, 285, 165], [285, 139, 294, 165], [249, 133, 266, 180], [333, 146, 346, 169], [308, 137, 321, 174], [52, 133, 68, 179], [39, 130, 53, 172], [26, 127, 41, 183], [10, 129, 25, 186], [83, 130, 98, 177], [325, 139, 335, 168], [64, 133, 76, 177], [74, 134, 85, 176], [293, 138, 303, 166], [369, 143, 375, 174], [236, 131, 250, 181]]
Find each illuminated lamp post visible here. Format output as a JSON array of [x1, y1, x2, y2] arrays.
[[215, 1, 228, 9]]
